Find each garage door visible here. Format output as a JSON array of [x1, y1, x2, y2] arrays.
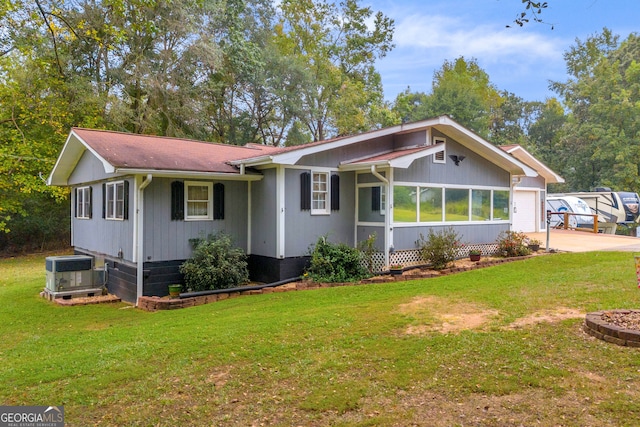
[[512, 191, 537, 232]]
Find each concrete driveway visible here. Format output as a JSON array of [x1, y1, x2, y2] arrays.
[[527, 229, 640, 253]]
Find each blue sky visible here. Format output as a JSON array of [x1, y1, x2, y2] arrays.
[[367, 0, 640, 102]]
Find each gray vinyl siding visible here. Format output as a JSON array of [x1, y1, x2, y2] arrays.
[[143, 178, 248, 262], [358, 172, 386, 184], [395, 130, 428, 148], [296, 131, 430, 168], [298, 135, 393, 167], [517, 175, 546, 189], [394, 139, 510, 186], [356, 226, 386, 251], [68, 150, 120, 185], [250, 168, 277, 258], [71, 179, 134, 261], [284, 169, 355, 257], [393, 223, 510, 248]]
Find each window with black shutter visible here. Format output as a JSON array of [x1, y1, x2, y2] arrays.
[[330, 174, 340, 211], [300, 172, 311, 210], [372, 186, 381, 211], [213, 183, 225, 220], [171, 181, 185, 220]]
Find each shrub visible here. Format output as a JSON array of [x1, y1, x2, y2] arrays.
[[357, 232, 377, 274], [307, 236, 370, 282], [496, 231, 531, 257], [418, 227, 462, 270], [180, 232, 249, 291]]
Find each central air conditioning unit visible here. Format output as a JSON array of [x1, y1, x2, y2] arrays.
[[45, 255, 101, 297]]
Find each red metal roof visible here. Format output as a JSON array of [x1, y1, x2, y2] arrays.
[[72, 128, 274, 174]]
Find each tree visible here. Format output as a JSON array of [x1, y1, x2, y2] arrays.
[[274, 0, 394, 141], [551, 29, 640, 192]]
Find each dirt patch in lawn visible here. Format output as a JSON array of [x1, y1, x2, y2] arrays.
[[398, 298, 585, 335], [505, 307, 584, 330], [398, 296, 500, 335]]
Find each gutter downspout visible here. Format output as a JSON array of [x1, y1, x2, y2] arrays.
[[371, 165, 390, 267], [510, 175, 523, 231], [136, 174, 153, 305]]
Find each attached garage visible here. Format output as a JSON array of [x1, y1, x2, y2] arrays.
[[500, 145, 564, 234]]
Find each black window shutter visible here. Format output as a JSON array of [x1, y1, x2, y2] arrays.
[[171, 181, 184, 220], [331, 174, 340, 211], [88, 186, 93, 219], [123, 181, 130, 220], [300, 172, 311, 210], [102, 183, 106, 218], [73, 188, 78, 218], [214, 183, 225, 220], [372, 186, 381, 211]]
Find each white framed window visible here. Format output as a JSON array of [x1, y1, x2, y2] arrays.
[[380, 185, 386, 216], [311, 172, 329, 214], [185, 181, 212, 220], [433, 137, 446, 163], [76, 186, 91, 219], [105, 181, 125, 220]]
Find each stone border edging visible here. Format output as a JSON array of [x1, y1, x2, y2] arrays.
[[137, 256, 532, 311], [584, 310, 640, 347]]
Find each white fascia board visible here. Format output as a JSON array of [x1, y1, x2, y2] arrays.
[[503, 146, 565, 183], [47, 131, 115, 186], [116, 168, 264, 181], [339, 161, 388, 172], [229, 155, 273, 167], [339, 144, 445, 171], [389, 145, 444, 169]]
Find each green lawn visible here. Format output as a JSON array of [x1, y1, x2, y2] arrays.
[[2, 252, 640, 426]]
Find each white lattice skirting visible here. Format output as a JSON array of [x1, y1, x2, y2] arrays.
[[363, 244, 499, 273]]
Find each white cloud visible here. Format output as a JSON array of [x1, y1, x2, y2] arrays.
[[393, 14, 564, 63]]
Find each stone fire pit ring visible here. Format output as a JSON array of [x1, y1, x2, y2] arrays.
[[584, 310, 640, 347]]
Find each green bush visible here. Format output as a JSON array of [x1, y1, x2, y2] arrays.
[[496, 230, 531, 257], [357, 232, 377, 274], [418, 227, 461, 270], [307, 236, 370, 282], [180, 232, 249, 291]]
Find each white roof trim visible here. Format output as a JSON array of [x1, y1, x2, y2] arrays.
[[47, 130, 116, 186], [339, 144, 445, 171], [503, 145, 564, 183], [116, 168, 263, 181], [391, 145, 444, 168]]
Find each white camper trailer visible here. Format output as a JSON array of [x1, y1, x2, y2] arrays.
[[551, 190, 640, 226], [546, 196, 595, 230]]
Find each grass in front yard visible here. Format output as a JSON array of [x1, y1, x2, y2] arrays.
[[2, 252, 640, 426]]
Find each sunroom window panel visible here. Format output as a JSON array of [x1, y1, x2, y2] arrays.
[[493, 190, 510, 220], [419, 187, 443, 222], [472, 189, 491, 221], [445, 188, 469, 221], [393, 186, 417, 222]]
